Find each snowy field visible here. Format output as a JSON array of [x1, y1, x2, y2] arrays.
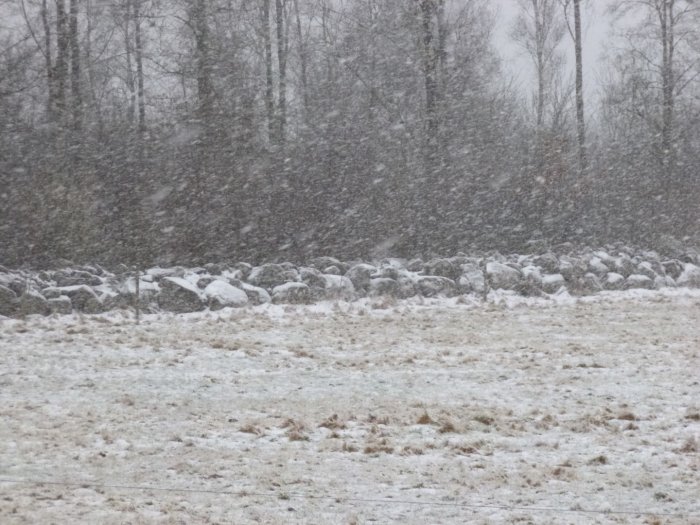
[[1, 290, 699, 524]]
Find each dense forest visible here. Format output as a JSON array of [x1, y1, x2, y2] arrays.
[[0, 0, 698, 267]]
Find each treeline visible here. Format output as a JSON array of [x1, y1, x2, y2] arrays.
[[0, 0, 698, 267]]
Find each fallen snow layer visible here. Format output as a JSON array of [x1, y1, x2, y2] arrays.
[[1, 290, 699, 524]]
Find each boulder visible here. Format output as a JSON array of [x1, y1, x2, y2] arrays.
[[654, 275, 676, 289], [272, 282, 311, 304], [247, 264, 291, 289], [635, 262, 657, 280], [396, 277, 417, 298], [587, 257, 609, 278], [345, 264, 376, 293], [323, 275, 355, 301], [604, 272, 625, 291], [369, 278, 399, 297], [559, 256, 587, 281], [203, 280, 248, 310], [542, 274, 566, 294], [323, 265, 342, 275], [578, 273, 603, 295], [158, 277, 205, 313], [239, 282, 271, 305], [18, 290, 50, 316], [613, 255, 635, 278], [43, 285, 103, 313], [423, 259, 460, 281], [0, 285, 18, 317], [406, 259, 424, 272], [677, 263, 700, 288], [308, 256, 343, 271], [533, 252, 559, 274], [486, 262, 521, 290], [661, 260, 683, 280], [299, 267, 326, 289], [625, 274, 655, 290], [460, 264, 486, 295], [519, 266, 544, 296], [415, 276, 456, 297], [48, 295, 72, 315], [203, 263, 224, 276], [54, 269, 103, 288]]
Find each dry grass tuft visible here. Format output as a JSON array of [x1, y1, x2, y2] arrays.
[[319, 414, 346, 430], [588, 455, 608, 465], [417, 412, 435, 425], [616, 411, 637, 421], [473, 414, 494, 426], [239, 423, 263, 436], [438, 420, 457, 433], [678, 437, 697, 453]]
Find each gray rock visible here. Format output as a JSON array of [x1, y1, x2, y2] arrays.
[[423, 259, 460, 281], [519, 266, 544, 296], [661, 260, 684, 280], [486, 262, 521, 290], [654, 275, 676, 289], [300, 267, 326, 289], [248, 264, 292, 289], [397, 277, 417, 298], [578, 273, 603, 295], [48, 295, 72, 315], [308, 256, 343, 271], [533, 252, 559, 274], [635, 262, 657, 280], [158, 277, 205, 313], [43, 285, 103, 313], [55, 270, 103, 288], [18, 290, 50, 316], [604, 272, 625, 291], [345, 264, 376, 293], [323, 275, 356, 300], [460, 264, 486, 295], [204, 263, 224, 275], [542, 274, 566, 294], [0, 285, 18, 317], [239, 283, 271, 305], [406, 259, 424, 272], [233, 262, 253, 280], [588, 257, 609, 277], [272, 282, 311, 304], [196, 276, 218, 290], [625, 274, 655, 290], [416, 276, 456, 297], [677, 263, 700, 288], [323, 265, 342, 275], [613, 256, 635, 278], [203, 280, 248, 310], [369, 278, 399, 297]]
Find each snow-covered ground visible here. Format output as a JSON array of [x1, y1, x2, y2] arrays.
[[1, 290, 699, 524]]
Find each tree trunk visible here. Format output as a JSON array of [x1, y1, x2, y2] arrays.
[[69, 0, 82, 132], [420, 0, 439, 171], [55, 0, 68, 119], [134, 0, 146, 134], [573, 0, 586, 173], [262, 0, 276, 144], [275, 0, 287, 146], [40, 0, 55, 118], [292, 0, 309, 121]]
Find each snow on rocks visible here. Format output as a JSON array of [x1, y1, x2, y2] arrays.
[[272, 282, 311, 304], [486, 261, 521, 290], [677, 263, 700, 288], [157, 277, 205, 313], [203, 280, 248, 310], [2, 244, 700, 318]]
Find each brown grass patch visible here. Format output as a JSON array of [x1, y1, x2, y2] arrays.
[[417, 412, 435, 425], [319, 414, 346, 430]]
